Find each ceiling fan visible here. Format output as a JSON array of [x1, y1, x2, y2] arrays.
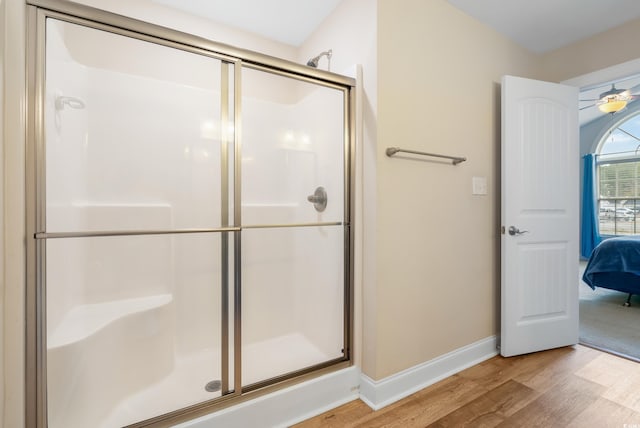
[[580, 83, 640, 114]]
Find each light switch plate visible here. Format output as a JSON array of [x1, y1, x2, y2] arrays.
[[472, 176, 487, 195]]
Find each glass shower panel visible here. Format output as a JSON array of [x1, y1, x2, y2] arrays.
[[240, 67, 347, 387], [241, 67, 345, 226], [45, 19, 226, 232], [241, 226, 345, 386], [43, 18, 235, 428], [39, 12, 351, 425], [45, 233, 227, 428]]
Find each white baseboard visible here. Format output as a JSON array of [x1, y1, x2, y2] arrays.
[[177, 366, 360, 428], [359, 336, 498, 410], [177, 336, 497, 426]]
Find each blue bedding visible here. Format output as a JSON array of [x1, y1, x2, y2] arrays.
[[582, 236, 640, 295]]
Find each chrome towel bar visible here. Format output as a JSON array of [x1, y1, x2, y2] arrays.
[[386, 147, 466, 165]]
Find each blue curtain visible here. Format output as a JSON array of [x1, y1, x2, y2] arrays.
[[581, 153, 601, 259]]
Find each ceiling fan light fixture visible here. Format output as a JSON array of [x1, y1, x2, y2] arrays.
[[598, 99, 627, 113]]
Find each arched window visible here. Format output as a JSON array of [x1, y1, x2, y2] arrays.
[[597, 112, 640, 235]]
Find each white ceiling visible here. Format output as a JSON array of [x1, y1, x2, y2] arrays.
[[153, 0, 640, 54], [446, 0, 640, 54], [446, 0, 640, 125], [153, 0, 640, 125], [152, 0, 342, 47]]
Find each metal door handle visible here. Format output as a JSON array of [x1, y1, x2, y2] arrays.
[[508, 226, 529, 236]]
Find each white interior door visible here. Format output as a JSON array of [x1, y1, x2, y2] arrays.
[[501, 75, 579, 357]]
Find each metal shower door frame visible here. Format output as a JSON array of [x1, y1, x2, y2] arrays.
[[25, 1, 356, 427]]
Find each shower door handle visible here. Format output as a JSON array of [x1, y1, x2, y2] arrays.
[[307, 187, 327, 212]]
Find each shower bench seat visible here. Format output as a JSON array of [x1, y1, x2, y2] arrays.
[[48, 293, 173, 349], [47, 293, 175, 427]]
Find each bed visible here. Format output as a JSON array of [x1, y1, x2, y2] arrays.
[[582, 236, 640, 306]]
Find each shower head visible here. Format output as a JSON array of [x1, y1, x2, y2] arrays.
[[306, 49, 333, 69]]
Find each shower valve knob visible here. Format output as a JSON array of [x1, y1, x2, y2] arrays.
[[307, 187, 327, 212]]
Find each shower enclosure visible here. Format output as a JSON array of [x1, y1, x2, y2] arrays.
[[26, 2, 354, 427]]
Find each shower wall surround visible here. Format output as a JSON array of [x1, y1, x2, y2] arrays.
[[27, 4, 354, 427]]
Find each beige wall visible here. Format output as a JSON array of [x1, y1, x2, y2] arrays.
[[540, 17, 640, 83], [369, 1, 640, 381], [2, 0, 26, 426], [0, 0, 5, 424], [371, 0, 541, 380]]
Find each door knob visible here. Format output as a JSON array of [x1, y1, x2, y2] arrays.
[[508, 226, 529, 236]]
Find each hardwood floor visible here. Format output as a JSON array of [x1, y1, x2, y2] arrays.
[[294, 345, 640, 427]]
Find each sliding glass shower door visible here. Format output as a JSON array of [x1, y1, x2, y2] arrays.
[[42, 18, 236, 428], [240, 68, 348, 387], [30, 7, 352, 428]]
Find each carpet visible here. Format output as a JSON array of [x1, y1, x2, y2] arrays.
[[579, 283, 640, 361]]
